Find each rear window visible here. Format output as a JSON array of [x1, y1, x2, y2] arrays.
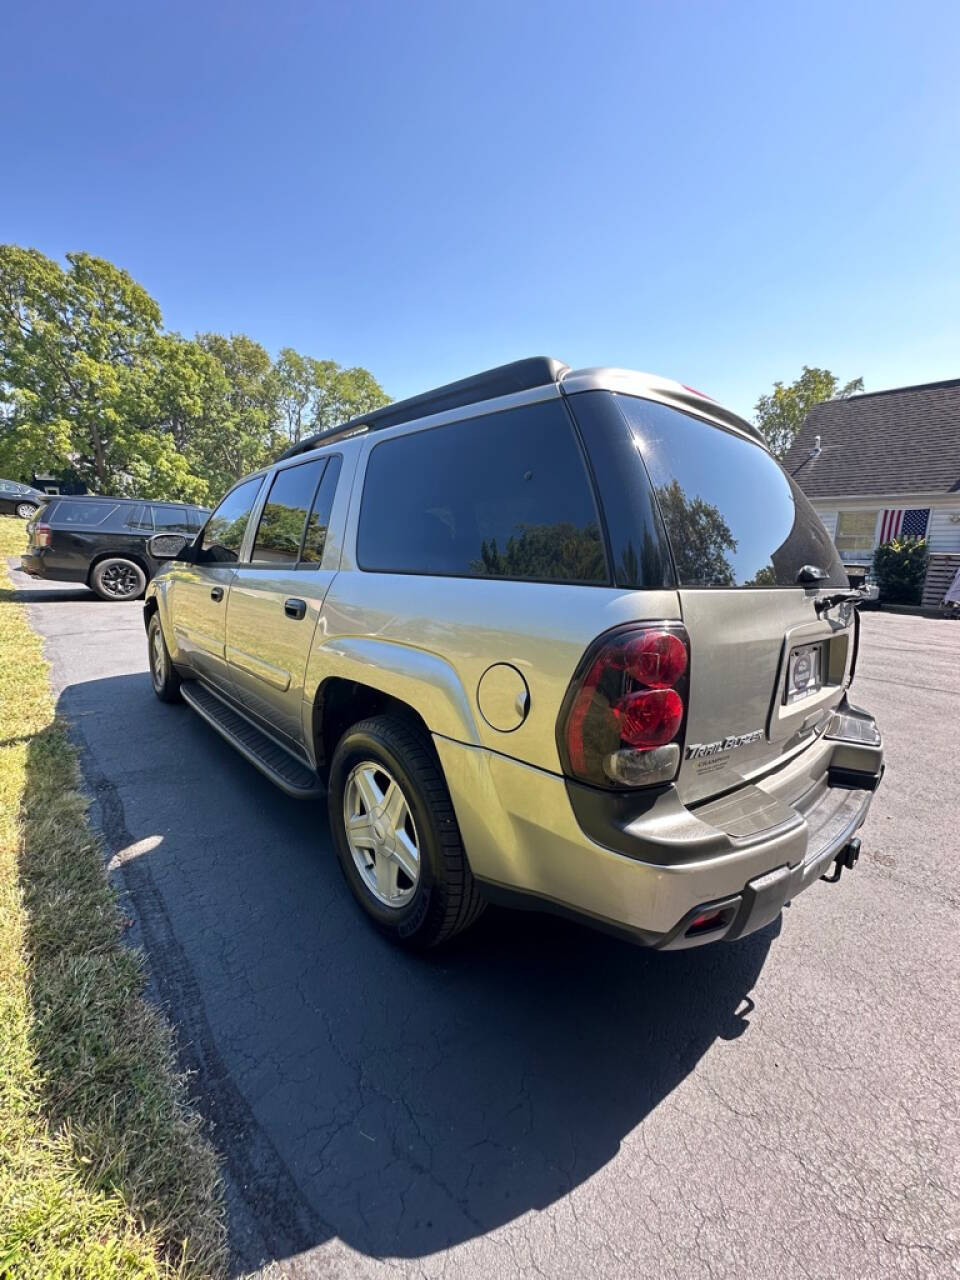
[[49, 500, 119, 526], [613, 396, 846, 589], [357, 400, 608, 584]]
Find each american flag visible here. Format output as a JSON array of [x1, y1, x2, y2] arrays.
[[879, 508, 930, 542]]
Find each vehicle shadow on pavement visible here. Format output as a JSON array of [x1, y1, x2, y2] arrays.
[[54, 671, 778, 1274]]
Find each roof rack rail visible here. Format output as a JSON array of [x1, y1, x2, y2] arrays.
[[277, 356, 570, 459]]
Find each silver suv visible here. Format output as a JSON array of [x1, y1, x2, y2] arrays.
[[143, 358, 883, 949]]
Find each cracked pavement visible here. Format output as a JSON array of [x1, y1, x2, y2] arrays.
[[12, 563, 960, 1279]]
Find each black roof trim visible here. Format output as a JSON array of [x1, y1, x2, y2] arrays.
[[277, 356, 570, 459], [47, 494, 207, 508]]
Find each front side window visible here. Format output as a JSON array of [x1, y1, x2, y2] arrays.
[[152, 504, 197, 534], [834, 510, 879, 555], [198, 477, 264, 563], [251, 459, 327, 565], [615, 396, 846, 588], [357, 401, 607, 583]]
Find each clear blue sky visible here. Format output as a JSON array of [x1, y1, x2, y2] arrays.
[[4, 0, 958, 418]]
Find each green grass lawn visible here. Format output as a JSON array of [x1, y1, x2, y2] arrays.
[[0, 516, 226, 1278]]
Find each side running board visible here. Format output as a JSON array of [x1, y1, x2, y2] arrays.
[[180, 681, 325, 799]]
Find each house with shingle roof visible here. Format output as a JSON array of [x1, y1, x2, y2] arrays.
[[784, 378, 960, 608]]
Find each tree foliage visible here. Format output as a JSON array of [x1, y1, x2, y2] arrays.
[[0, 245, 389, 504], [753, 366, 864, 459], [873, 537, 928, 605], [655, 479, 737, 585], [472, 522, 606, 582]]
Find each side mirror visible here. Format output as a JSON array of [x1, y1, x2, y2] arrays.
[[148, 532, 189, 560]]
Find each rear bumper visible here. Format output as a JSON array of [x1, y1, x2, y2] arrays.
[[19, 552, 87, 584], [435, 699, 882, 948]]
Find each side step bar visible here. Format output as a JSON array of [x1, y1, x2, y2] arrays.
[[181, 681, 325, 799]]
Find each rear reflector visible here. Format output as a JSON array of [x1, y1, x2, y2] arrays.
[[685, 907, 732, 936]]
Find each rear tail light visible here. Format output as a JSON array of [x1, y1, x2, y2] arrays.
[[558, 623, 690, 789], [34, 523, 52, 547]]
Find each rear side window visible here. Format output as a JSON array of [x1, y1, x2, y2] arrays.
[[125, 504, 153, 530], [357, 401, 608, 584], [251, 458, 327, 565], [50, 500, 118, 526], [199, 476, 263, 563], [301, 456, 342, 563], [152, 504, 196, 534], [614, 396, 847, 589]]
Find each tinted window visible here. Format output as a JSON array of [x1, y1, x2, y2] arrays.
[[568, 392, 673, 589], [50, 500, 118, 526], [302, 456, 342, 563], [615, 396, 846, 588], [152, 504, 197, 534], [125, 504, 153, 530], [199, 477, 263, 563], [358, 402, 607, 583], [251, 459, 327, 565]]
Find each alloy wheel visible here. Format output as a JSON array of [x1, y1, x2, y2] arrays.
[[101, 562, 141, 599], [343, 761, 421, 907], [150, 624, 165, 692]]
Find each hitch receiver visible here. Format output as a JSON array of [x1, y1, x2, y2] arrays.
[[821, 837, 861, 884]]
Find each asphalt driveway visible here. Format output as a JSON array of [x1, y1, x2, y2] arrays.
[[11, 564, 960, 1279]]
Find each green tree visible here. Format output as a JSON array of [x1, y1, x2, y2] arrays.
[[754, 366, 864, 459], [0, 245, 390, 503], [655, 479, 737, 585], [873, 537, 928, 605], [0, 246, 163, 489], [274, 347, 390, 445]]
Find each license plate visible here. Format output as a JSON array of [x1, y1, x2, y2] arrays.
[[786, 643, 822, 704]]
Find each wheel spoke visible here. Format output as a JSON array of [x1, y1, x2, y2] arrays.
[[393, 829, 419, 883], [375, 850, 398, 899], [353, 766, 383, 816], [382, 780, 407, 833]]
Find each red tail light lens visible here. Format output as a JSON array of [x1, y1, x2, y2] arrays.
[[624, 631, 687, 689], [34, 523, 52, 547], [558, 623, 690, 789], [613, 688, 684, 748]]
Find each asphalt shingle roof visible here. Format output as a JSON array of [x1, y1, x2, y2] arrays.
[[783, 378, 960, 498]]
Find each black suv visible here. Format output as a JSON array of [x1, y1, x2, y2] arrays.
[[21, 496, 210, 601]]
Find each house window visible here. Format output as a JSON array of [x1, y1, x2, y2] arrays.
[[834, 510, 879, 555]]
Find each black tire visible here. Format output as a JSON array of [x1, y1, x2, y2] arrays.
[[90, 556, 147, 601], [328, 714, 485, 948], [147, 613, 182, 702], [16, 501, 39, 520]]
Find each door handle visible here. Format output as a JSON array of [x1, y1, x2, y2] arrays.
[[210, 586, 224, 602], [284, 598, 306, 620]]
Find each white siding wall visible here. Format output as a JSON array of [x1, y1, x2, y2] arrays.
[[809, 496, 960, 554], [927, 503, 960, 554], [814, 507, 837, 539]]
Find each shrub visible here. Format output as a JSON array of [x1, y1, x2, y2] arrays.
[[872, 536, 928, 604]]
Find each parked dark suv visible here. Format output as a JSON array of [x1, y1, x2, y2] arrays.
[[21, 495, 210, 601]]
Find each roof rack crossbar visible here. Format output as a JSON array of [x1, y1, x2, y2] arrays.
[[277, 356, 569, 459]]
